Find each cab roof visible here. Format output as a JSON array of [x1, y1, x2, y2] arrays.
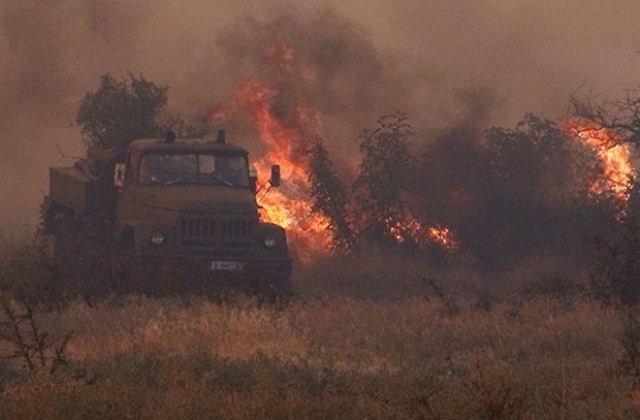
[[128, 138, 249, 155]]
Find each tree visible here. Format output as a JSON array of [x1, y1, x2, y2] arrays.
[[307, 137, 357, 251], [76, 74, 168, 149], [572, 92, 640, 146], [590, 221, 640, 307], [354, 112, 415, 245], [479, 114, 612, 270], [573, 91, 640, 305]]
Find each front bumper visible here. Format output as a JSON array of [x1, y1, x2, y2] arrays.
[[123, 254, 292, 296], [134, 255, 291, 272]]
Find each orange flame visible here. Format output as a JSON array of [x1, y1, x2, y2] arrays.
[[386, 214, 460, 251], [566, 121, 634, 207], [427, 226, 460, 250], [210, 42, 460, 261], [210, 80, 332, 263]]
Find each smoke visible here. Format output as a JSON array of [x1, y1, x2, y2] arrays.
[[0, 0, 152, 235], [0, 0, 639, 238], [200, 7, 419, 172]]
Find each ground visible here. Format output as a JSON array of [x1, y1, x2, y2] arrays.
[[0, 271, 636, 419]]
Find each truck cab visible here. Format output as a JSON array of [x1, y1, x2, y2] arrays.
[[42, 131, 292, 297]]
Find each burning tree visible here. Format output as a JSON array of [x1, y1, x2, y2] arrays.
[[354, 113, 415, 246], [482, 114, 615, 269], [572, 92, 640, 146], [571, 92, 640, 305], [307, 137, 357, 251], [204, 11, 464, 261], [415, 113, 622, 272], [571, 93, 639, 218]]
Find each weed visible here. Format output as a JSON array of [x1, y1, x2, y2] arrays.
[[423, 276, 459, 315], [590, 224, 640, 307], [617, 311, 640, 384], [0, 294, 72, 375], [406, 388, 441, 420], [0, 295, 631, 418], [463, 359, 526, 419], [474, 291, 496, 313], [0, 235, 68, 308]]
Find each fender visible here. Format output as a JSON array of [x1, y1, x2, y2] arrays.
[[41, 196, 75, 234], [252, 222, 290, 259], [117, 220, 168, 256]]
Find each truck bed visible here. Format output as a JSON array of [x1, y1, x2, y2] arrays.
[[49, 166, 109, 214]]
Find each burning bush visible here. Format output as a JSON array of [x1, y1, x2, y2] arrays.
[[414, 114, 624, 273], [72, 18, 640, 279], [353, 112, 416, 247], [203, 15, 632, 271]]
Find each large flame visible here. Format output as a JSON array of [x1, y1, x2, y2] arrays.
[[209, 43, 460, 261], [566, 121, 634, 207], [210, 81, 333, 263]]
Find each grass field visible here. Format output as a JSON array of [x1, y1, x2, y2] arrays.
[[0, 282, 636, 418], [0, 243, 637, 418]]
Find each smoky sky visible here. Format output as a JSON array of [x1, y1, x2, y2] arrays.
[[0, 0, 638, 234]]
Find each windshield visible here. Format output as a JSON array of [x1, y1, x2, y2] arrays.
[[138, 153, 249, 187]]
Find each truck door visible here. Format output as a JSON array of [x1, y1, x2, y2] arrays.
[[114, 152, 139, 232]]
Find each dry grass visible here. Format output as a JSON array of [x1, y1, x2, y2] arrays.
[[0, 241, 634, 418], [0, 289, 634, 419]]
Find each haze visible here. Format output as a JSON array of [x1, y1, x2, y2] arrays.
[[1, 0, 638, 234]]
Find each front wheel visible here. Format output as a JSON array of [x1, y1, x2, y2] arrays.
[[250, 270, 293, 304], [53, 218, 123, 303]]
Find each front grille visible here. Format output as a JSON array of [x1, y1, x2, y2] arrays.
[[180, 217, 254, 255], [220, 220, 254, 239], [181, 219, 216, 238], [181, 218, 254, 239]]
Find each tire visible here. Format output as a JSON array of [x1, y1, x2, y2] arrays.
[[53, 217, 82, 271], [53, 217, 120, 303], [252, 271, 293, 304]]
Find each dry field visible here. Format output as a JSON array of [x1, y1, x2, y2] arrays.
[[0, 287, 636, 419], [0, 243, 636, 418]]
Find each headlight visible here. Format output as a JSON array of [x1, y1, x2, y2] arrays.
[[264, 234, 277, 248], [150, 231, 164, 246]]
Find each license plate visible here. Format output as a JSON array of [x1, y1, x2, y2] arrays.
[[210, 261, 244, 271]]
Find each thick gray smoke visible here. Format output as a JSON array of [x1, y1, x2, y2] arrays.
[[0, 0, 153, 236], [0, 0, 638, 236]]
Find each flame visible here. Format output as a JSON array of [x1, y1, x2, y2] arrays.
[[210, 80, 332, 263], [209, 42, 460, 261], [385, 214, 460, 251], [427, 226, 460, 250], [566, 121, 634, 207]]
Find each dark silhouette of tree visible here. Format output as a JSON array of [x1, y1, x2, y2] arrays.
[[76, 74, 208, 149], [572, 92, 640, 146], [417, 113, 616, 272], [572, 92, 640, 305], [76, 74, 167, 148], [76, 74, 168, 149], [354, 112, 415, 245], [483, 114, 617, 270], [414, 125, 488, 233], [170, 117, 210, 139], [590, 219, 640, 307], [307, 137, 357, 251]]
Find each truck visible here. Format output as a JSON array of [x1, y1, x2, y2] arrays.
[[41, 130, 292, 299]]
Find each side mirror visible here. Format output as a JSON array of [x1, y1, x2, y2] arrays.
[[249, 165, 258, 193], [270, 164, 281, 187], [113, 163, 126, 189]]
